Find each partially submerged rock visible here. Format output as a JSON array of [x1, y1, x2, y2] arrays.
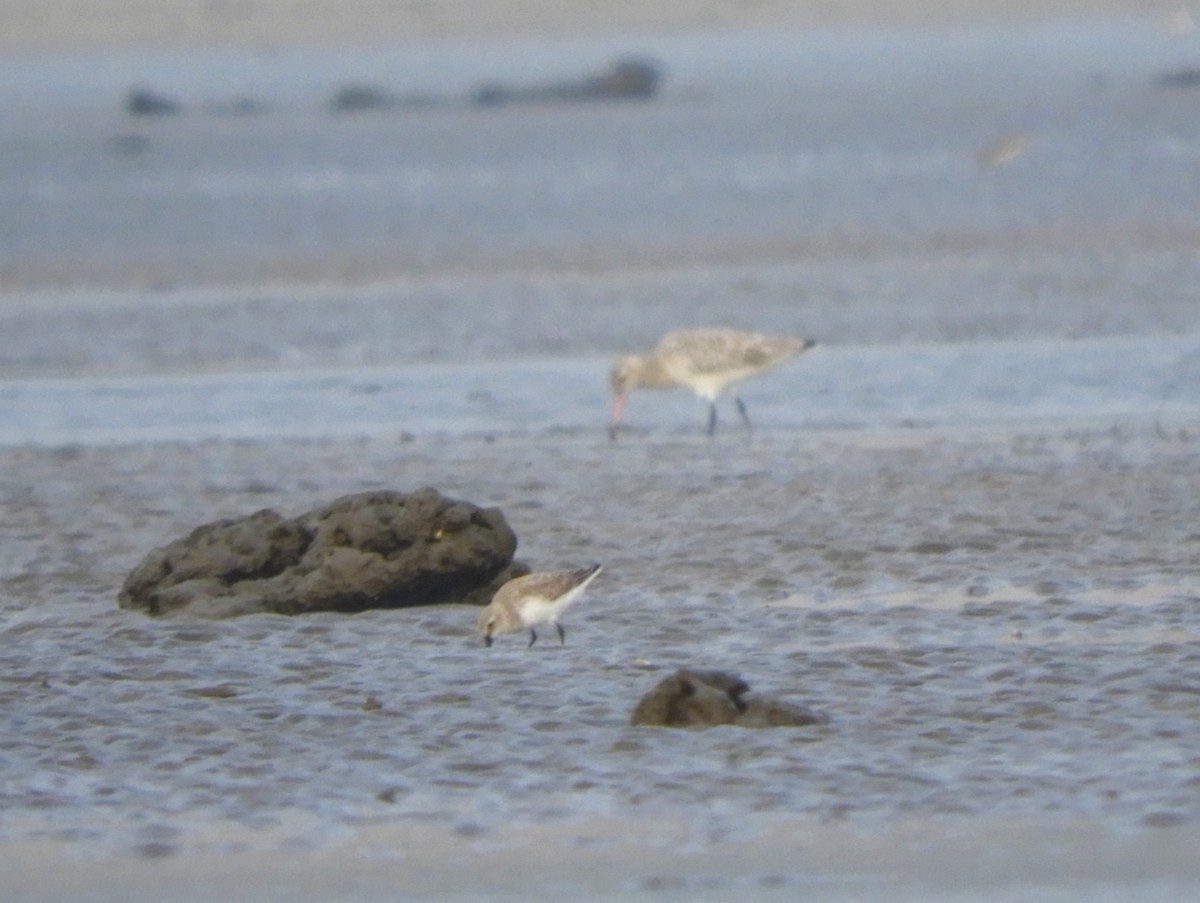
[[329, 84, 442, 113], [630, 669, 827, 729], [1155, 67, 1200, 89], [125, 88, 181, 116], [473, 56, 661, 106], [118, 488, 522, 618], [330, 84, 397, 112]]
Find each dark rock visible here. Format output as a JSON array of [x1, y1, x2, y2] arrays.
[[582, 58, 661, 100], [125, 88, 182, 116], [736, 697, 829, 728], [330, 84, 397, 112], [472, 82, 510, 107], [329, 84, 442, 113], [473, 56, 661, 107], [333, 84, 398, 112], [630, 669, 828, 729], [118, 488, 522, 618], [1156, 67, 1200, 89], [630, 670, 744, 727]]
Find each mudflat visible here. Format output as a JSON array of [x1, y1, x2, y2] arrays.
[[0, 0, 1169, 53]]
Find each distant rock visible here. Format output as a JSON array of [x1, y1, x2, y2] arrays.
[[330, 83, 396, 112], [1155, 67, 1200, 89], [118, 488, 524, 618], [473, 56, 662, 107], [125, 88, 182, 116], [630, 669, 828, 729], [590, 58, 661, 99], [329, 84, 442, 113]]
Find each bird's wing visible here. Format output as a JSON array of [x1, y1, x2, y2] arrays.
[[657, 329, 799, 375]]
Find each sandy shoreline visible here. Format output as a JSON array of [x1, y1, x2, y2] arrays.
[[0, 0, 1178, 53], [6, 814, 1200, 901]]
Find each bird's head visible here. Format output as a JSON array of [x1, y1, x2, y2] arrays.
[[608, 356, 644, 441], [477, 608, 496, 647], [609, 355, 644, 396]]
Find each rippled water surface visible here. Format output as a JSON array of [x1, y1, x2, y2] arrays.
[[2, 21, 1200, 290], [3, 425, 1199, 868], [2, 17, 1200, 903]]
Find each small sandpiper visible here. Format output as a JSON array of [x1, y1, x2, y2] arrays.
[[609, 327, 816, 439], [478, 564, 603, 648]]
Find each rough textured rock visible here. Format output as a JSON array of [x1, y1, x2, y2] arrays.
[[630, 670, 828, 729], [118, 488, 523, 618]]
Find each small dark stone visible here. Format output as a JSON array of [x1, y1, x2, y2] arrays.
[[186, 685, 239, 699], [1142, 811, 1187, 828], [1156, 68, 1200, 89], [473, 55, 661, 107], [330, 84, 396, 112], [630, 669, 827, 729], [630, 670, 741, 726], [125, 88, 181, 116], [376, 787, 405, 804], [329, 85, 440, 113]]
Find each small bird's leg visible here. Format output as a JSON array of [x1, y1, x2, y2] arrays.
[[707, 402, 718, 437], [527, 628, 538, 648], [484, 634, 493, 648], [735, 396, 752, 431], [555, 622, 566, 645]]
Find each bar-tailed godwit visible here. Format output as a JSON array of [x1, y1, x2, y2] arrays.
[[477, 564, 603, 647], [609, 328, 816, 439]]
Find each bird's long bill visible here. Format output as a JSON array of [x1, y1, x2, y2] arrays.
[[609, 393, 626, 441]]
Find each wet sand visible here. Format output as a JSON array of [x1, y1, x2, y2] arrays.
[[3, 418, 1200, 900], [0, 0, 1177, 53], [6, 816, 1200, 901]]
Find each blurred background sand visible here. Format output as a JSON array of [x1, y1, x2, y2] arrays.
[[0, 0, 1183, 53]]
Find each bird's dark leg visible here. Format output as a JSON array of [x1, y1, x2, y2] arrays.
[[484, 634, 493, 648], [527, 628, 538, 648], [735, 396, 752, 431], [555, 622, 566, 645], [707, 402, 718, 437]]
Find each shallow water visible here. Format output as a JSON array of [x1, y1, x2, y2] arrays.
[[1, 333, 1199, 444], [2, 21, 1200, 290], [2, 422, 1199, 870], [2, 18, 1200, 902]]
